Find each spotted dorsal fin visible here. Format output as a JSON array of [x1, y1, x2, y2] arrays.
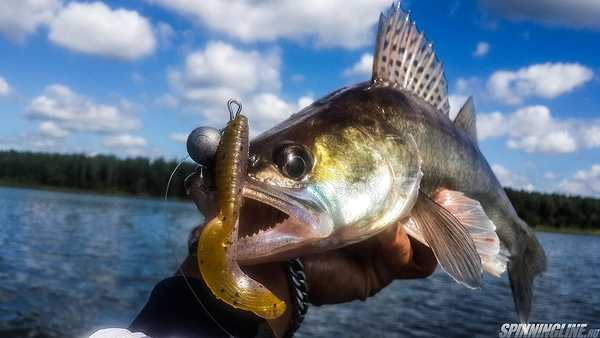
[[372, 2, 450, 116], [454, 97, 478, 143]]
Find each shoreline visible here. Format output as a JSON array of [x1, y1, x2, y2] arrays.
[[0, 181, 189, 202], [2, 183, 599, 236], [535, 225, 600, 236]]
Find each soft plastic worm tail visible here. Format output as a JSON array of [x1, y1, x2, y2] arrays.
[[197, 114, 286, 319]]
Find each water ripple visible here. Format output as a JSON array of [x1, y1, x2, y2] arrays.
[[0, 187, 598, 337]]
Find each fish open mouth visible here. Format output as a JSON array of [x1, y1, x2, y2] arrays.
[[234, 178, 334, 265], [238, 199, 288, 240]]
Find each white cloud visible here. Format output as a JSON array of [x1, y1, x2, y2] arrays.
[[558, 164, 600, 197], [583, 126, 600, 148], [477, 112, 506, 140], [175, 41, 281, 96], [507, 129, 577, 154], [297, 96, 314, 110], [0, 130, 74, 153], [48, 2, 156, 60], [245, 94, 314, 135], [39, 121, 69, 138], [503, 106, 577, 153], [170, 132, 188, 144], [480, 0, 600, 31], [147, 0, 389, 48], [343, 53, 373, 78], [0, 0, 60, 42], [456, 78, 477, 93], [478, 105, 600, 154], [487, 63, 593, 104], [169, 41, 311, 135], [473, 41, 490, 57], [448, 94, 468, 120], [491, 164, 534, 191], [451, 77, 488, 105], [27, 84, 141, 134], [0, 77, 11, 96], [103, 134, 147, 148]]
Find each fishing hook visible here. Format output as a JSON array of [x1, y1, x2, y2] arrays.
[[227, 99, 242, 121]]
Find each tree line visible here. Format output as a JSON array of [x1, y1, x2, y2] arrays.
[[505, 189, 599, 230], [0, 150, 193, 198], [1, 150, 599, 230]]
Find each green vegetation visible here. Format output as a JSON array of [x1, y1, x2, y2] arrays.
[[505, 189, 600, 233], [0, 150, 193, 198], [1, 150, 599, 232]]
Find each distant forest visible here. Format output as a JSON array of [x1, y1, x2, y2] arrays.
[[1, 150, 599, 230], [0, 150, 193, 198]]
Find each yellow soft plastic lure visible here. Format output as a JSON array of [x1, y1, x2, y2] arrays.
[[197, 113, 286, 319]]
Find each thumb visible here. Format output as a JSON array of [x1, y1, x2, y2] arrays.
[[376, 219, 413, 272]]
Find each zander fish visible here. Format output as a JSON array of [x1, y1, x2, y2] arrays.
[[197, 112, 286, 319], [233, 2, 546, 322]]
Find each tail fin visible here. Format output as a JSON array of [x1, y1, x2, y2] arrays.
[[508, 232, 546, 323]]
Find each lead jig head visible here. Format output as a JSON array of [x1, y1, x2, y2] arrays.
[[186, 99, 244, 166], [186, 126, 221, 166]]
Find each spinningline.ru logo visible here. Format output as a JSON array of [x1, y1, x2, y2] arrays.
[[499, 323, 600, 338]]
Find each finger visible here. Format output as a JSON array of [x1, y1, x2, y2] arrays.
[[376, 221, 400, 247], [187, 172, 219, 219], [406, 236, 437, 278], [391, 236, 437, 279], [375, 220, 437, 280], [302, 251, 372, 305], [377, 220, 413, 268]]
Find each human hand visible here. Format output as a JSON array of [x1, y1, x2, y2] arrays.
[[301, 221, 437, 305]]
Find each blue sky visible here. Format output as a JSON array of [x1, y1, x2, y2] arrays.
[[0, 0, 599, 197]]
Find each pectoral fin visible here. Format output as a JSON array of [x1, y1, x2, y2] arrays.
[[409, 191, 483, 288], [433, 189, 508, 277], [405, 189, 509, 280]]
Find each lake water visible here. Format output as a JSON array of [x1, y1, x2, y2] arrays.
[[0, 187, 598, 338]]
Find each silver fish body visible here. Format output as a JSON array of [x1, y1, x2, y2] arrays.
[[240, 83, 537, 262]]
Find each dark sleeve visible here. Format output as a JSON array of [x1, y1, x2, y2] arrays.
[[129, 276, 266, 338]]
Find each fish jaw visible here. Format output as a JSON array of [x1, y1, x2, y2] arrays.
[[235, 178, 335, 265]]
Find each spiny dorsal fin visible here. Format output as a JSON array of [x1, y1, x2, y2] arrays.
[[454, 96, 478, 142], [372, 2, 450, 116]]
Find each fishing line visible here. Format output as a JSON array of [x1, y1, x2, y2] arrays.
[[164, 156, 190, 201], [163, 156, 234, 338]]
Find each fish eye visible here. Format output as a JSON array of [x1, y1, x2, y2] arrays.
[[273, 143, 313, 180]]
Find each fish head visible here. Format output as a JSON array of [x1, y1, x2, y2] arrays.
[[236, 87, 423, 264]]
